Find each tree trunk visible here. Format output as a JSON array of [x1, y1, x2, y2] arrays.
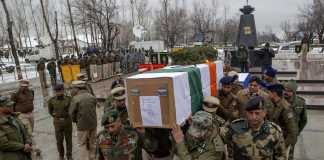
[[29, 0, 40, 44], [1, 0, 23, 79], [66, 0, 80, 57], [40, 0, 60, 60]]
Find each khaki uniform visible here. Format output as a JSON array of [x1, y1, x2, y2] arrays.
[[37, 60, 48, 88], [217, 92, 243, 121], [225, 119, 287, 160], [236, 88, 273, 113], [267, 98, 298, 148], [47, 60, 57, 86], [69, 90, 97, 160], [0, 114, 32, 160], [231, 82, 244, 95], [96, 128, 139, 160], [48, 95, 73, 158], [176, 128, 225, 160]]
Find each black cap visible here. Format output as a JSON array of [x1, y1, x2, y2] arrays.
[[267, 84, 284, 96], [245, 96, 265, 111], [220, 76, 235, 85], [54, 84, 64, 91]]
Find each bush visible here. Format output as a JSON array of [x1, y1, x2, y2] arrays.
[[170, 46, 218, 65]]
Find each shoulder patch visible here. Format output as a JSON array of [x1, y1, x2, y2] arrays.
[[230, 119, 248, 134], [268, 121, 282, 133]]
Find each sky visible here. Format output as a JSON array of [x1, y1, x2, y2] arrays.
[[147, 0, 311, 38]]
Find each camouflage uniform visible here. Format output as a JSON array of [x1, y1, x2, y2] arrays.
[[48, 90, 73, 159], [225, 119, 287, 160], [97, 110, 139, 160], [175, 111, 225, 160]]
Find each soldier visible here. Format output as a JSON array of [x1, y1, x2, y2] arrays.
[[47, 58, 57, 87], [262, 66, 278, 87], [236, 76, 273, 111], [227, 71, 244, 94], [0, 96, 33, 160], [283, 80, 307, 160], [266, 84, 298, 151], [11, 80, 35, 137], [48, 84, 73, 160], [88, 54, 98, 82], [202, 96, 226, 127], [96, 110, 139, 160], [260, 42, 275, 72], [236, 44, 249, 73], [69, 80, 97, 160], [104, 87, 129, 126], [224, 96, 287, 160], [217, 76, 243, 121], [171, 111, 225, 160], [37, 58, 48, 88]]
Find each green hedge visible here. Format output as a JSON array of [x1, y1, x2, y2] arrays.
[[170, 46, 218, 65]]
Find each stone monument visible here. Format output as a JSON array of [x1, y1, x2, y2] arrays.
[[236, 0, 257, 48]]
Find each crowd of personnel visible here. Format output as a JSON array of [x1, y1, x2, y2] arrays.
[[0, 64, 307, 160], [0, 43, 308, 160], [35, 48, 148, 87]]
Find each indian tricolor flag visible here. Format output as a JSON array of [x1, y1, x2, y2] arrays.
[[151, 60, 224, 113], [126, 61, 224, 128]]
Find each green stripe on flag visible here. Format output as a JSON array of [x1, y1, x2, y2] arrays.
[[151, 66, 203, 114]]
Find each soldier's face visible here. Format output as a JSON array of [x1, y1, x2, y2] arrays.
[[249, 81, 259, 93], [105, 120, 122, 135], [283, 88, 294, 98], [246, 109, 266, 130], [222, 85, 232, 95]]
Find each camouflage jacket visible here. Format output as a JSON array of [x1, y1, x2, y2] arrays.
[[96, 128, 138, 160], [286, 95, 307, 134], [225, 119, 286, 160], [176, 128, 225, 160], [267, 98, 298, 147], [218, 92, 243, 121]]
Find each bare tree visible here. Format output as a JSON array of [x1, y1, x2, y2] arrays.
[[298, 0, 324, 43], [280, 20, 293, 41], [1, 0, 23, 79], [191, 2, 215, 42], [28, 0, 41, 44], [40, 0, 60, 59], [74, 0, 119, 51], [66, 0, 80, 57]]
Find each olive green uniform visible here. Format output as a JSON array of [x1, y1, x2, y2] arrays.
[[224, 119, 287, 160], [48, 95, 73, 158], [0, 114, 32, 160], [267, 98, 298, 148]]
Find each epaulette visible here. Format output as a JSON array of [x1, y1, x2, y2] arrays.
[[296, 96, 306, 103], [268, 121, 282, 133], [230, 119, 248, 134]]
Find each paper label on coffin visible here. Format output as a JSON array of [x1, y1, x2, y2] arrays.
[[127, 72, 191, 128], [139, 96, 162, 126]]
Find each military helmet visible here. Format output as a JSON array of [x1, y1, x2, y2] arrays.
[[187, 111, 213, 137]]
